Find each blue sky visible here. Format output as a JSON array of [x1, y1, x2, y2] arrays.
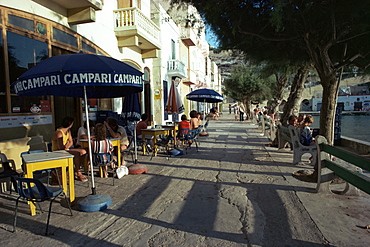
[[206, 25, 219, 48]]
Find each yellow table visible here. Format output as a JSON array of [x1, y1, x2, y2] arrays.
[[141, 129, 169, 155], [80, 138, 121, 176], [22, 150, 74, 216]]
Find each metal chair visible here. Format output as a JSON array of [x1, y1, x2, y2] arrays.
[[12, 176, 72, 235], [184, 129, 200, 154], [150, 134, 172, 160], [92, 152, 116, 186]]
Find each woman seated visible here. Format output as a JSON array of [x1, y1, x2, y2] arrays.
[[91, 123, 117, 178], [52, 116, 87, 182]]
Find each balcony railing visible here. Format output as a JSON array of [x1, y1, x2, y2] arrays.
[[114, 7, 160, 52], [167, 60, 186, 79]]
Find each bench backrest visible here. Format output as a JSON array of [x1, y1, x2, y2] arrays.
[[317, 139, 370, 195]]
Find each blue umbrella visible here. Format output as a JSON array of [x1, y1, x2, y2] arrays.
[[186, 88, 223, 103], [186, 88, 223, 121], [12, 53, 143, 98], [121, 93, 141, 163], [12, 53, 143, 211]]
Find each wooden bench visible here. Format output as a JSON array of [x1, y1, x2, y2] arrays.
[[288, 125, 318, 166], [315, 136, 370, 195]]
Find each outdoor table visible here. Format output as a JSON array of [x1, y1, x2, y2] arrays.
[[141, 128, 170, 155], [22, 150, 74, 216], [80, 138, 121, 176]]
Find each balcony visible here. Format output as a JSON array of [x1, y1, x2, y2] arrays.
[[51, 0, 102, 25], [180, 26, 198, 46], [183, 69, 197, 86], [167, 60, 186, 79], [114, 7, 161, 59]]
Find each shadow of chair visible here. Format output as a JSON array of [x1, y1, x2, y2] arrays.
[[12, 176, 72, 235]]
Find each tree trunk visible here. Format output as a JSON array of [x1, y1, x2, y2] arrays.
[[280, 66, 308, 126], [268, 75, 288, 116], [244, 95, 252, 120], [318, 75, 339, 145]]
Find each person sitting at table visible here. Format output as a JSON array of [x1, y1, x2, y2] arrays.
[[190, 110, 202, 130], [104, 117, 129, 151], [52, 116, 88, 182], [136, 113, 153, 151], [75, 120, 95, 148], [177, 114, 190, 145], [91, 123, 118, 178]]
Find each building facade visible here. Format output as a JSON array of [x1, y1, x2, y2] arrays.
[[0, 0, 220, 142]]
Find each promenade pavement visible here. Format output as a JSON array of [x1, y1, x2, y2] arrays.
[[0, 110, 369, 246]]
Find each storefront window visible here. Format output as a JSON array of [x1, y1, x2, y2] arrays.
[[53, 27, 78, 47], [7, 31, 50, 113], [8, 14, 34, 32], [82, 41, 96, 53]]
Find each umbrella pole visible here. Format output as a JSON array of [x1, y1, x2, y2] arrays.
[[134, 121, 138, 164], [77, 87, 112, 212], [84, 86, 96, 195]]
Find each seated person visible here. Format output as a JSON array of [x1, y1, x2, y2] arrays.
[[104, 117, 129, 152], [91, 123, 117, 178], [52, 116, 87, 182], [299, 115, 315, 146], [136, 113, 153, 151], [190, 110, 202, 130], [75, 120, 95, 148], [177, 114, 190, 142], [288, 115, 298, 127]]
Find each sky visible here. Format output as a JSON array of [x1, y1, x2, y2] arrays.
[[205, 25, 219, 48]]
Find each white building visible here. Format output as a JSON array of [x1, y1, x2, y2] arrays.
[[0, 0, 219, 140]]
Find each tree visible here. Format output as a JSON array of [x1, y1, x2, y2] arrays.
[[172, 0, 370, 144], [223, 65, 273, 118]]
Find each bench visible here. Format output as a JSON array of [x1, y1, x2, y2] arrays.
[[315, 136, 370, 195], [288, 125, 318, 166], [277, 124, 291, 150]]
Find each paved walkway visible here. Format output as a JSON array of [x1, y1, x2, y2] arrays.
[[0, 111, 369, 246]]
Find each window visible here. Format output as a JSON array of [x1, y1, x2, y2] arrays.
[[82, 41, 96, 53], [171, 39, 175, 59], [53, 27, 78, 47], [8, 14, 33, 32], [7, 31, 50, 113]]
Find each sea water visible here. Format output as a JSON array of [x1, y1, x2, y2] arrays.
[[312, 115, 370, 143]]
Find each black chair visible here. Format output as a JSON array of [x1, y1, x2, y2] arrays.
[[150, 134, 172, 160], [0, 153, 21, 193], [12, 176, 72, 235]]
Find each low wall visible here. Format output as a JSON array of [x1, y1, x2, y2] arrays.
[[340, 136, 370, 155]]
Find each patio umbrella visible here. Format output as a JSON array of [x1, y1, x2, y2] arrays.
[[12, 53, 143, 211], [186, 88, 223, 119], [165, 80, 185, 117], [121, 93, 141, 164]]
